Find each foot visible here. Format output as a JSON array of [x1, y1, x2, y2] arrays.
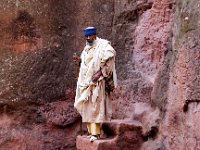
[[87, 135, 92, 138], [89, 135, 99, 142]]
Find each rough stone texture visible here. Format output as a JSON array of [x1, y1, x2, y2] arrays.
[[0, 0, 113, 149], [111, 0, 173, 120], [0, 114, 80, 150], [159, 0, 200, 149], [0, 1, 116, 149], [4, 0, 200, 149], [76, 120, 143, 150], [0, 1, 81, 149], [0, 0, 77, 103], [76, 136, 116, 150], [111, 0, 153, 119], [0, 90, 80, 150], [134, 0, 173, 82], [131, 102, 160, 135]]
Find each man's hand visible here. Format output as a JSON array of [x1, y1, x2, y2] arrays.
[[73, 53, 81, 62], [92, 70, 102, 82]]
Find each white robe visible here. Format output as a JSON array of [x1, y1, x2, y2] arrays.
[[74, 37, 117, 123]]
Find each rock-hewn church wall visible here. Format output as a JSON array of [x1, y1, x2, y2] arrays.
[[0, 0, 199, 149]]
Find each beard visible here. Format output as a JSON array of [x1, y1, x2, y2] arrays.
[[86, 39, 94, 46]]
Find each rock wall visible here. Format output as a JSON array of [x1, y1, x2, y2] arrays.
[[160, 0, 200, 149], [0, 0, 80, 149], [0, 0, 200, 149], [111, 0, 173, 120]]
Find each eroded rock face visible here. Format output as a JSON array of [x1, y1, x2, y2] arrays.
[[76, 120, 143, 150], [0, 1, 79, 149], [0, 101, 80, 150], [111, 0, 173, 120], [3, 0, 200, 149], [159, 0, 200, 149], [0, 1, 77, 103]]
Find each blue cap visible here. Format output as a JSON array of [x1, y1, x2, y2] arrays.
[[83, 26, 96, 36]]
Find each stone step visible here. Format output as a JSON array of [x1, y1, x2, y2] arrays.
[[76, 119, 143, 150], [76, 135, 116, 150]]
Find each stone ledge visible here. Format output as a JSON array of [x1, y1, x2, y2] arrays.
[[102, 119, 143, 136], [76, 120, 143, 150], [76, 135, 116, 150]]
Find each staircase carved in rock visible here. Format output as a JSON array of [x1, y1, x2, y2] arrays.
[[76, 120, 144, 150]]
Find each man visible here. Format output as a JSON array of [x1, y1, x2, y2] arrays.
[[74, 26, 117, 142]]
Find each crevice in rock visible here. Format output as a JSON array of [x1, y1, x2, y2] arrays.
[[137, 1, 153, 15], [101, 123, 116, 138], [183, 99, 200, 112], [142, 126, 159, 141]]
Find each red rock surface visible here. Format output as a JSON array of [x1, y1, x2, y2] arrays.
[[76, 136, 115, 150], [1, 0, 200, 149], [76, 120, 143, 150], [111, 0, 173, 120], [158, 0, 200, 149], [0, 92, 80, 150], [134, 0, 172, 83]]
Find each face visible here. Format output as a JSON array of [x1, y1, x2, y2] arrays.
[[85, 34, 96, 45]]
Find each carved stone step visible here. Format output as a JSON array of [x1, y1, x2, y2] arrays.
[[76, 135, 116, 150], [76, 119, 143, 150]]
